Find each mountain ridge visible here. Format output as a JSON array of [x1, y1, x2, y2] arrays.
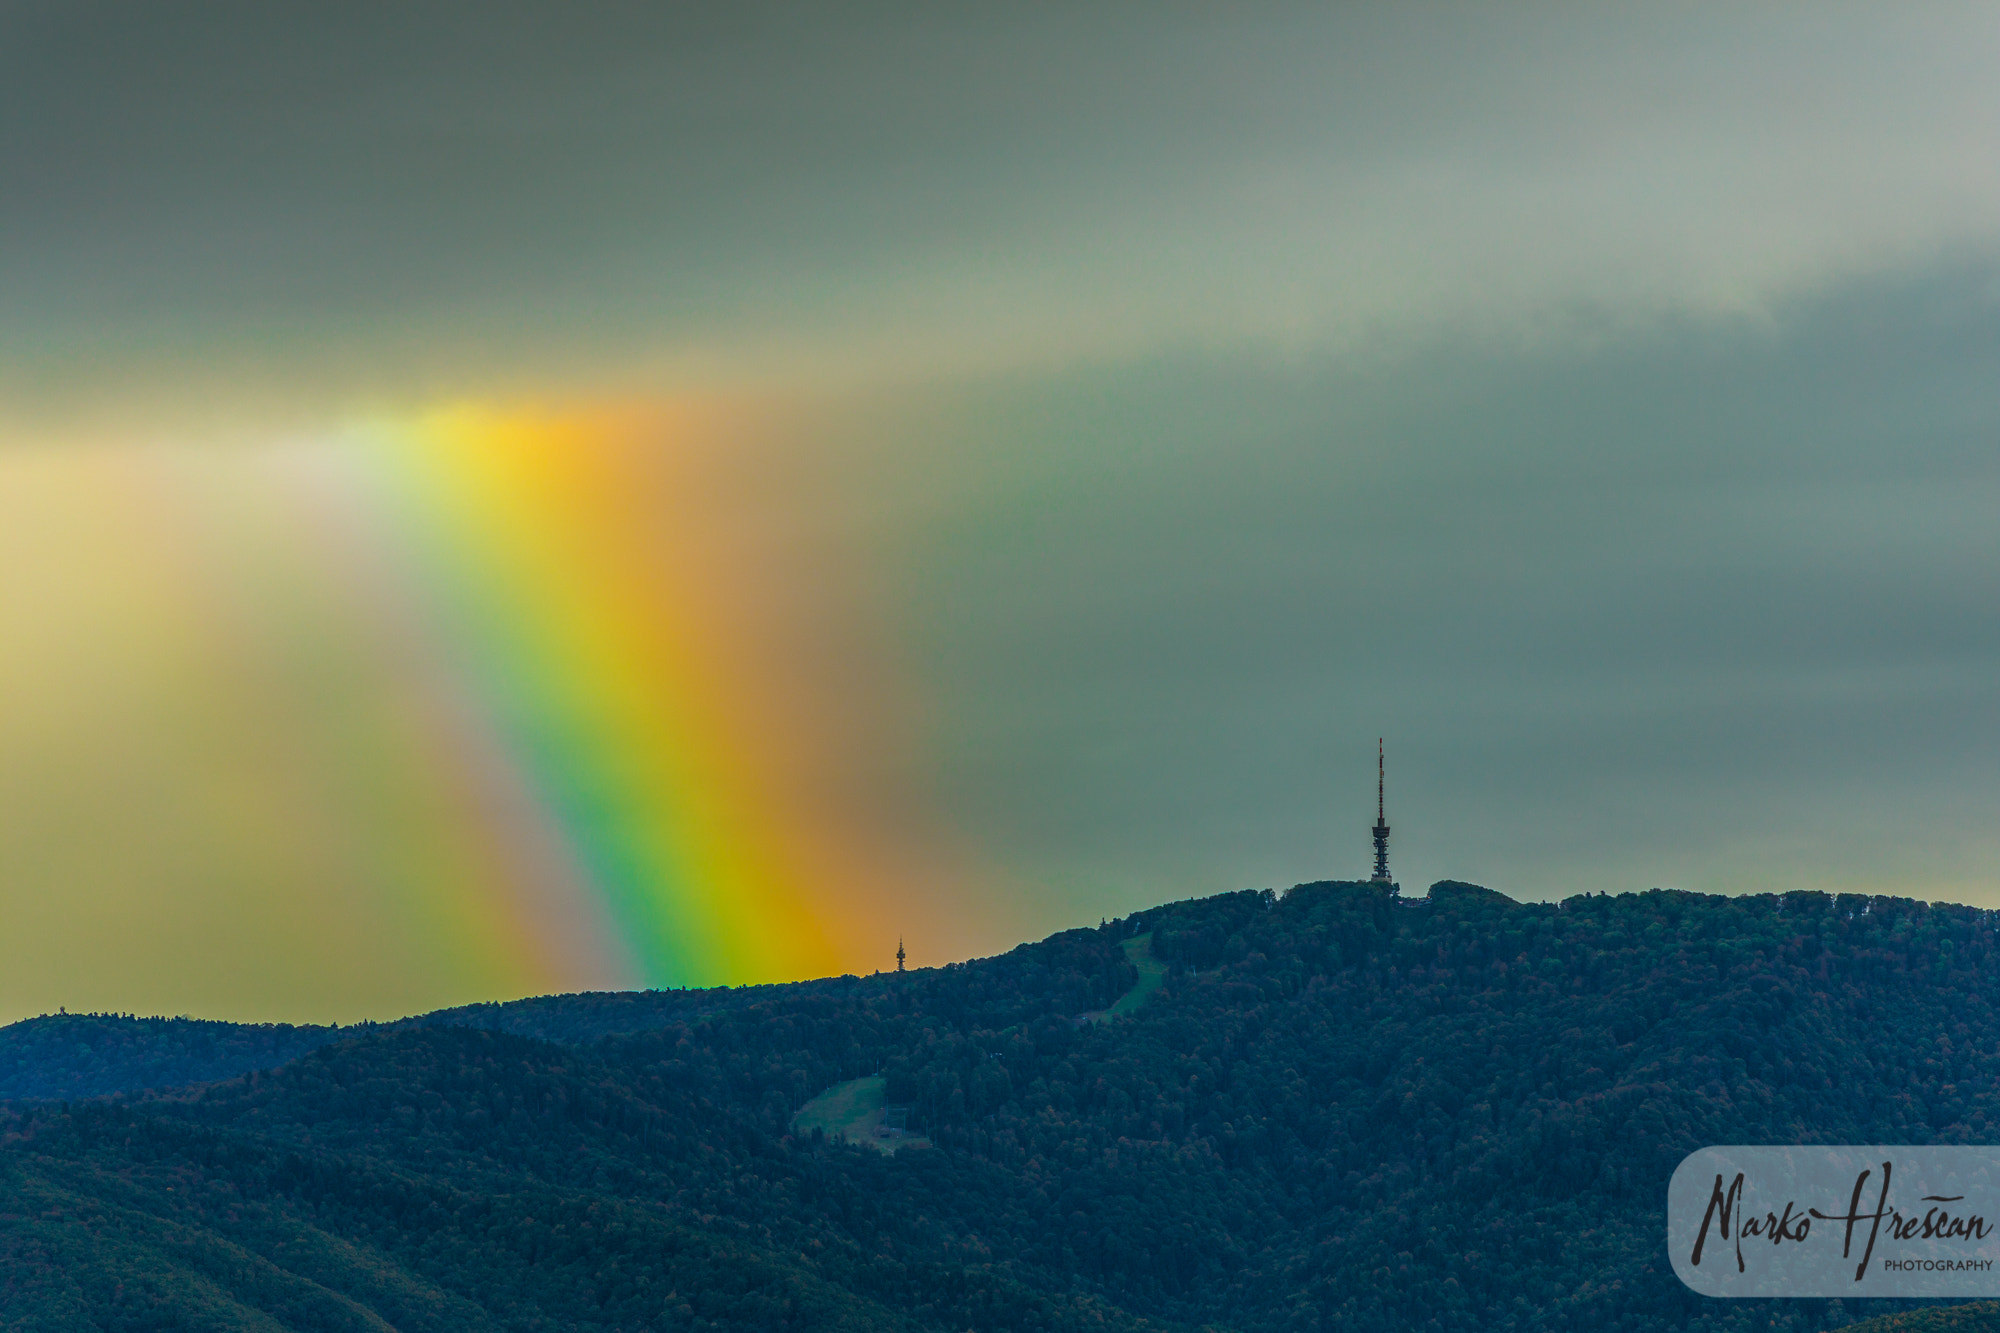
[[0, 897, 1176, 1103], [6, 879, 2000, 1330]]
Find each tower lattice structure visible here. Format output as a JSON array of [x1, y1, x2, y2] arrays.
[[1371, 739, 1392, 884]]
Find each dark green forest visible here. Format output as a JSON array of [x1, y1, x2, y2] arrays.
[[5, 881, 2000, 1331], [1829, 1307, 2000, 1333], [0, 1017, 340, 1104]]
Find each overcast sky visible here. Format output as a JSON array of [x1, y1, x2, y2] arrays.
[[3, 2, 1998, 1013], [8, 2, 1996, 403]]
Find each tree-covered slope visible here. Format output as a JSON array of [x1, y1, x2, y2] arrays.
[[0, 920, 1134, 1103], [1832, 1306, 2000, 1333], [7, 881, 2000, 1331], [0, 1015, 341, 1103]]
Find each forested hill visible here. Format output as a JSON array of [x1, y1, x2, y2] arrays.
[[7, 881, 2000, 1331], [0, 917, 1132, 1103], [1832, 1305, 2000, 1333], [0, 1013, 341, 1102]]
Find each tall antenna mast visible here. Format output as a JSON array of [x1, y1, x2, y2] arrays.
[[1371, 739, 1392, 885]]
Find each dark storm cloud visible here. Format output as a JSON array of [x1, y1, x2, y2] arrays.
[[1, 3, 1313, 349], [5, 2, 1995, 406]]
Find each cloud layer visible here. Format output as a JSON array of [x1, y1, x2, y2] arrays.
[[5, 3, 1996, 405]]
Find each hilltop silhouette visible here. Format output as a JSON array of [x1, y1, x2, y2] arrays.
[[5, 880, 1999, 1330]]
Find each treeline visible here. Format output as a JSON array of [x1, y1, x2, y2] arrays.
[[0, 919, 1138, 1103], [6, 881, 2000, 1331], [0, 1012, 342, 1102], [1831, 1305, 2000, 1333]]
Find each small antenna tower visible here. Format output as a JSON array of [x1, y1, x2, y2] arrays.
[[896, 937, 906, 972], [1371, 739, 1392, 884]]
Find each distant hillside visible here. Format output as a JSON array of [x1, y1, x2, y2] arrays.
[[0, 994, 763, 1103], [0, 1012, 341, 1101], [7, 881, 2000, 1331], [0, 921, 1130, 1102]]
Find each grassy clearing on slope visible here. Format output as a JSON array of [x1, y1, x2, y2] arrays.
[[1107, 933, 1168, 1016], [1079, 933, 1168, 1025], [791, 1075, 929, 1154]]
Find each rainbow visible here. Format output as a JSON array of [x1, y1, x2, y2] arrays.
[[0, 401, 960, 1022], [348, 403, 853, 990]]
